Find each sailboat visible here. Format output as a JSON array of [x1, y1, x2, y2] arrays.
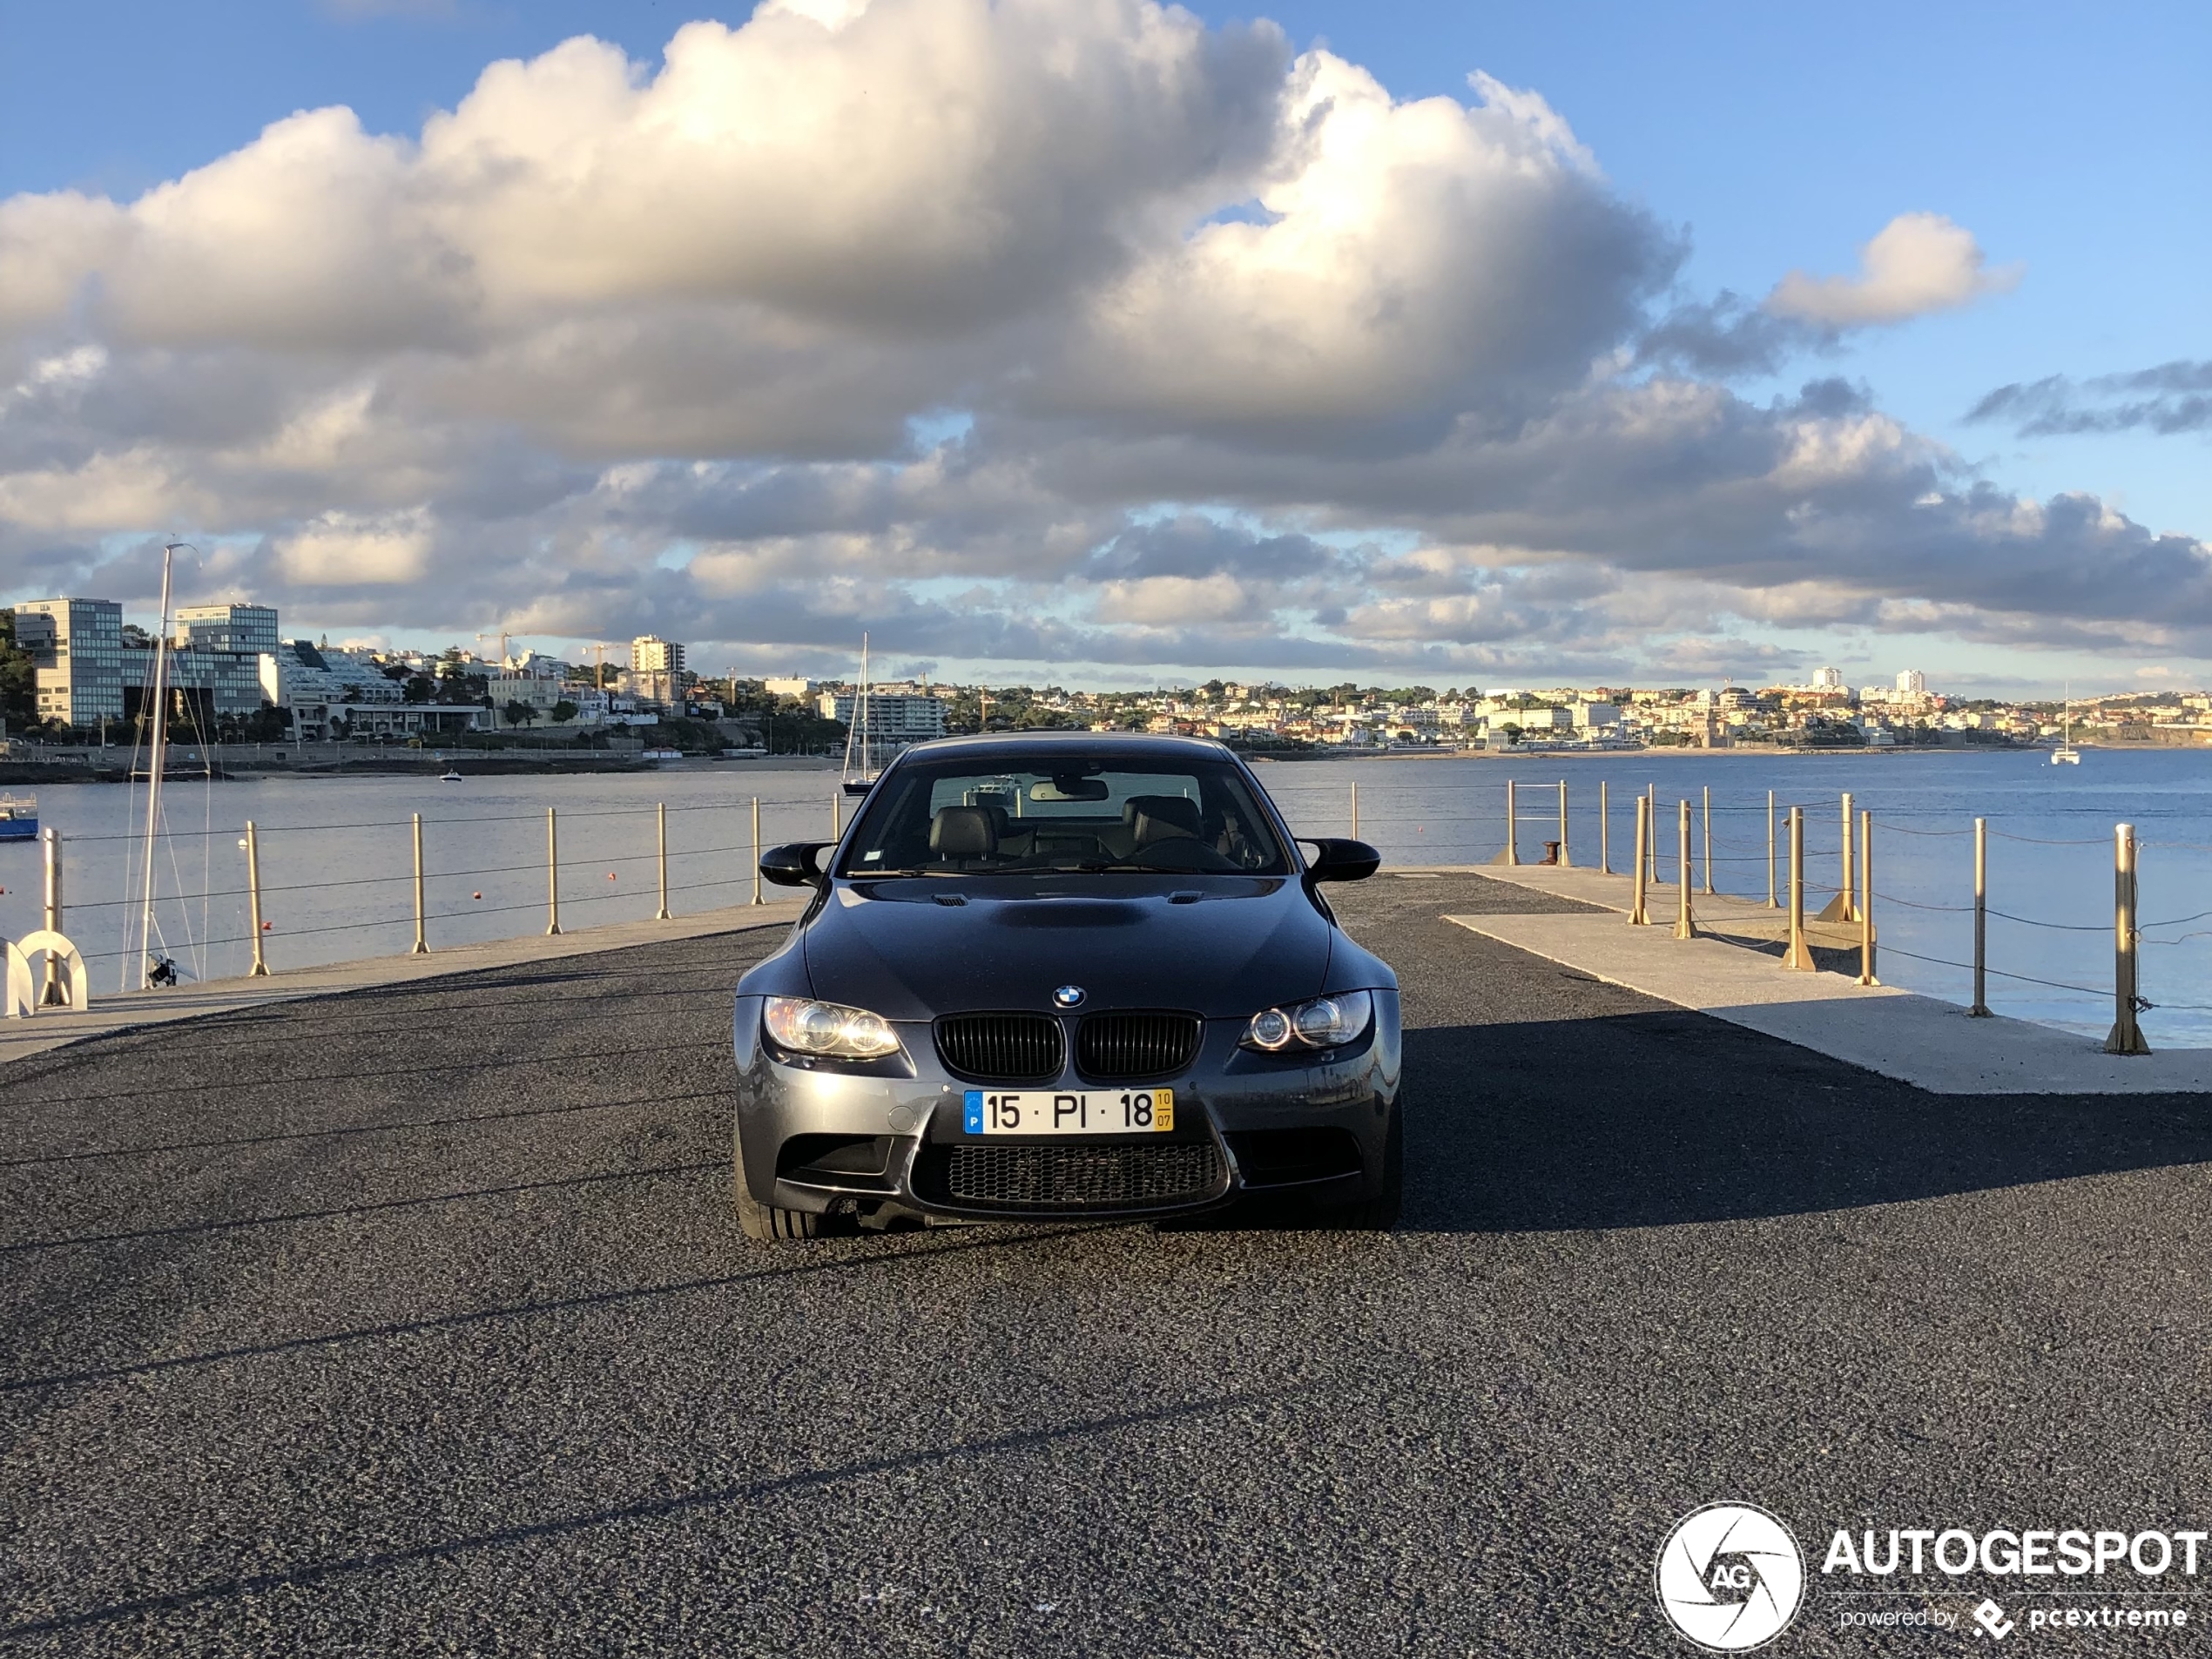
[[123, 541, 214, 989], [839, 632, 878, 797], [2052, 685, 2081, 765]]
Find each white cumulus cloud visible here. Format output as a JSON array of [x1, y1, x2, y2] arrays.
[[1766, 212, 2020, 327], [0, 3, 2191, 684]]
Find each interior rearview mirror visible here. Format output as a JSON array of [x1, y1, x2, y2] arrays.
[[1030, 776, 1110, 802]]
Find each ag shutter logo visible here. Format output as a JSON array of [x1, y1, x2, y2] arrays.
[[1656, 1503, 1806, 1652]]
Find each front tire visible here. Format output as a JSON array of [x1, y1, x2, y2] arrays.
[[733, 1136, 827, 1241]]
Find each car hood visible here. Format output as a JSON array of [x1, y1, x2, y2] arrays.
[[799, 875, 1332, 1021]]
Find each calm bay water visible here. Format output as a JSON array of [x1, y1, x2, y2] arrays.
[[7, 748, 2212, 1047]]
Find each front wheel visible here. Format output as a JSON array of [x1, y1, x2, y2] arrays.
[[733, 1136, 829, 1241]]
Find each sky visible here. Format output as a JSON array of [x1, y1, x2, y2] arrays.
[[0, 0, 2205, 694]]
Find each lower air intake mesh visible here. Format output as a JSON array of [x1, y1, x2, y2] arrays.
[[948, 1141, 1222, 1208]]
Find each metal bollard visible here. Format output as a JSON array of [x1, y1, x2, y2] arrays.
[[1766, 790, 1778, 909], [246, 821, 272, 976], [1857, 809, 1877, 987], [1702, 785, 1713, 895], [2103, 822, 2150, 1055], [655, 802, 672, 921], [1783, 807, 1815, 970], [833, 791, 843, 838], [1599, 779, 1610, 875], [40, 826, 67, 1003], [1504, 779, 1519, 865], [1629, 795, 1650, 925], [545, 806, 562, 937], [1673, 799, 1695, 940], [751, 798, 764, 907], [1351, 780, 1360, 840], [409, 813, 428, 956], [1969, 818, 1991, 1016], [1557, 779, 1569, 868]]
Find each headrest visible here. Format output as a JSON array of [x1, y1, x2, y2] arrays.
[[930, 805, 998, 858], [1128, 794, 1203, 843]]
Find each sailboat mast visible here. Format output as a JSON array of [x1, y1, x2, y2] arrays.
[[136, 543, 177, 987]]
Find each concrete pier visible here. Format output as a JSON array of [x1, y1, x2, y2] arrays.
[[1428, 861, 2212, 1095]]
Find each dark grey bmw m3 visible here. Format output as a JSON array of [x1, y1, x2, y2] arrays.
[[730, 733, 1400, 1240]]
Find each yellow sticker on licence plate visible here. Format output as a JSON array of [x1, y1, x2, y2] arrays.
[[963, 1089, 1173, 1135]]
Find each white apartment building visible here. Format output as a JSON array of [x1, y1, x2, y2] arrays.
[[630, 636, 686, 706], [1811, 666, 1845, 691], [1896, 669, 1927, 695], [819, 691, 948, 744]]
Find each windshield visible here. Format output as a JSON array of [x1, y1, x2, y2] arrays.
[[838, 756, 1292, 876]]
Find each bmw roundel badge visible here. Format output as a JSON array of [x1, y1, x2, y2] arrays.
[[1053, 985, 1086, 1009]]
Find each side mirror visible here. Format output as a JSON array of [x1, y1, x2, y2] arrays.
[[760, 841, 833, 889], [1303, 837, 1381, 883]]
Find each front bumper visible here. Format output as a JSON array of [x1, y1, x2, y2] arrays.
[[731, 993, 1401, 1224]]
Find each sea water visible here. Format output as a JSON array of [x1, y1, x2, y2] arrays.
[[5, 748, 2209, 1047]]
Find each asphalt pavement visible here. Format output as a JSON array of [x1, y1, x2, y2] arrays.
[[3, 872, 2210, 1656]]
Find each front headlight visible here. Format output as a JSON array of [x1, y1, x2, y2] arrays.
[[1241, 990, 1373, 1053], [764, 995, 903, 1059]]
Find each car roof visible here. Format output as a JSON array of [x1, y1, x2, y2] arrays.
[[891, 732, 1238, 767]]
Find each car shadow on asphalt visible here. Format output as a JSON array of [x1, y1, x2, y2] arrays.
[[1398, 1014, 2212, 1232]]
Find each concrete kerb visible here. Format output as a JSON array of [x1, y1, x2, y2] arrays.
[[0, 899, 808, 1067]]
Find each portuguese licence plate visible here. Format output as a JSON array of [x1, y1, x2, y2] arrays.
[[964, 1089, 1174, 1136]]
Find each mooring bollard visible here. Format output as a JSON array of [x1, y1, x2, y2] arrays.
[[1557, 780, 1569, 868], [1783, 806, 1816, 970], [1645, 783, 1657, 887], [751, 798, 764, 907], [1840, 792, 1858, 923], [1857, 809, 1877, 987], [1351, 780, 1359, 840], [1599, 779, 1610, 874], [41, 826, 67, 1004], [246, 820, 272, 976], [1629, 795, 1651, 925], [2104, 821, 2150, 1055], [409, 813, 428, 956], [655, 801, 672, 921], [545, 806, 562, 937], [1702, 785, 1714, 896], [1970, 817, 1992, 1016], [1674, 799, 1696, 940], [1766, 790, 1778, 908], [1504, 779, 1519, 866]]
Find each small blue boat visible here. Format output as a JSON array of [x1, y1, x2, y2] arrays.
[[0, 792, 36, 843]]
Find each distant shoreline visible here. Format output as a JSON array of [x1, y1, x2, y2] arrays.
[[0, 752, 842, 786]]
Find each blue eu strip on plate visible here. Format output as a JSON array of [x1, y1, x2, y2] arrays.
[[963, 1090, 984, 1132]]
